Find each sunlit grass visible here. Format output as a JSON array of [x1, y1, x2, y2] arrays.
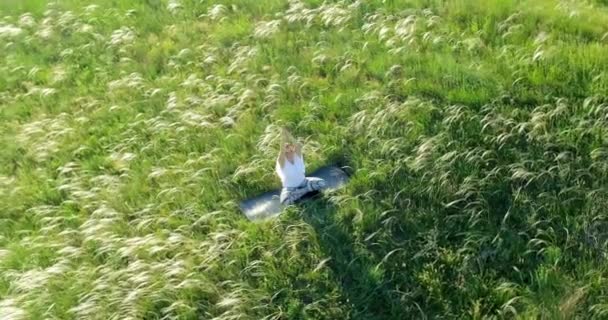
[[1, 0, 608, 319]]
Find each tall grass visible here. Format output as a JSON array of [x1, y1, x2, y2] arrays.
[[1, 0, 608, 319]]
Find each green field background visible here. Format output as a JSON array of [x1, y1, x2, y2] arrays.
[[1, 0, 608, 319]]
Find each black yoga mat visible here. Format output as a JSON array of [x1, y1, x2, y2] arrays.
[[239, 165, 350, 221]]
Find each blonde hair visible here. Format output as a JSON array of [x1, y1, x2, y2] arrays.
[[277, 128, 301, 168]]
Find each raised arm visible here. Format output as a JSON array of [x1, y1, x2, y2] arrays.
[[295, 140, 302, 157], [277, 128, 291, 168], [277, 142, 286, 168], [277, 128, 302, 168], [282, 127, 302, 156], [281, 127, 295, 144]]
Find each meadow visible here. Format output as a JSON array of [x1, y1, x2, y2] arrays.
[[1, 0, 608, 319]]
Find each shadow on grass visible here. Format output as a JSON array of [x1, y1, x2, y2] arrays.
[[300, 200, 405, 320]]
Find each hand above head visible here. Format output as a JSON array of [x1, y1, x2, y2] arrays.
[[281, 127, 295, 144], [278, 127, 302, 167]]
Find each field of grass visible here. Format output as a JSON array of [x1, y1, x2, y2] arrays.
[[2, 0, 608, 319]]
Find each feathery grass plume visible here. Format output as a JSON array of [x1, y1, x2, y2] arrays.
[[167, 0, 182, 14], [0, 24, 23, 38], [254, 20, 281, 39], [0, 299, 26, 320], [108, 26, 135, 47], [205, 4, 228, 21]]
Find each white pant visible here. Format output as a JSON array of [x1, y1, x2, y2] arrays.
[[280, 177, 326, 205]]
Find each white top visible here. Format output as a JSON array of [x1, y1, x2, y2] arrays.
[[276, 153, 306, 188]]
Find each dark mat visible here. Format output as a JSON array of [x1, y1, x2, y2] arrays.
[[239, 165, 350, 221]]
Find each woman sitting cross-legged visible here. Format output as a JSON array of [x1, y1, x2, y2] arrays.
[[275, 128, 326, 205]]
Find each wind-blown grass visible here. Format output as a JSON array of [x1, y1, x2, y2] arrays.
[[1, 0, 608, 319]]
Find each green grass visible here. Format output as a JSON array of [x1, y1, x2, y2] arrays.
[[1, 0, 608, 319]]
